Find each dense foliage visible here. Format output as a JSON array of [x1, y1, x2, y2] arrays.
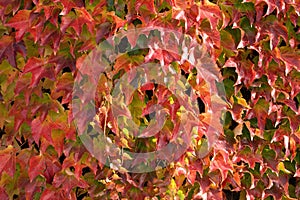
[[0, 0, 299, 199]]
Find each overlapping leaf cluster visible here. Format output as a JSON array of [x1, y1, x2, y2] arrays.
[[0, 0, 299, 199]]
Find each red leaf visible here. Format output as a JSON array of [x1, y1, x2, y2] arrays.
[[54, 0, 84, 15], [0, 35, 16, 68], [135, 0, 156, 13], [0, 187, 8, 199], [29, 154, 61, 183], [53, 172, 88, 195], [31, 117, 51, 144], [60, 7, 94, 36], [28, 155, 44, 182], [23, 57, 55, 87], [279, 47, 300, 71], [210, 151, 233, 181], [0, 145, 16, 177], [6, 10, 31, 41]]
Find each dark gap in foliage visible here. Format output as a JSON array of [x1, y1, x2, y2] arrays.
[[16, 135, 29, 149], [58, 153, 66, 164], [58, 15, 62, 24], [145, 114, 151, 122], [240, 86, 251, 102], [229, 120, 239, 130], [57, 96, 63, 103], [13, 194, 18, 199], [289, 177, 297, 186], [246, 50, 259, 61], [197, 97, 205, 114], [262, 4, 268, 17], [62, 66, 72, 73], [182, 177, 187, 185], [10, 100, 14, 106], [132, 18, 142, 26], [124, 4, 128, 14], [62, 103, 69, 110], [279, 39, 286, 47], [0, 127, 5, 139], [223, 189, 240, 200], [70, 166, 75, 172], [77, 191, 88, 200], [221, 67, 238, 83], [82, 167, 91, 176], [0, 91, 3, 101], [181, 69, 189, 79], [42, 88, 51, 94], [159, 7, 170, 13], [33, 141, 40, 152], [294, 95, 299, 110], [145, 90, 153, 100]]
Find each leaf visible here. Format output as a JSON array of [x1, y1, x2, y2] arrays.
[[251, 98, 269, 131], [60, 7, 94, 36], [53, 172, 88, 195], [28, 155, 44, 182], [279, 47, 300, 71], [31, 117, 51, 144], [135, 0, 156, 14], [0, 36, 16, 68], [0, 187, 8, 199], [54, 0, 85, 15], [258, 16, 288, 50], [51, 129, 65, 156], [0, 145, 16, 177], [23, 57, 55, 87], [6, 10, 31, 41], [28, 154, 61, 183]]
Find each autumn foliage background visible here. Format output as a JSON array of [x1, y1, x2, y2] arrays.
[[0, 0, 300, 199]]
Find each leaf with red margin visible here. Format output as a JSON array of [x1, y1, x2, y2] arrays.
[[186, 0, 221, 29], [210, 151, 233, 181], [6, 10, 31, 41], [28, 154, 61, 183], [258, 16, 288, 50], [0, 187, 8, 199], [0, 145, 16, 177], [51, 129, 65, 156], [135, 0, 156, 14], [54, 0, 84, 15], [279, 47, 300, 71], [31, 117, 51, 144], [252, 98, 269, 131], [53, 172, 88, 195], [23, 57, 55, 88], [0, 36, 16, 68], [60, 7, 94, 36]]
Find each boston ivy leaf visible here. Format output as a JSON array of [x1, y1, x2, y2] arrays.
[[28, 154, 61, 183], [6, 10, 31, 41], [60, 7, 94, 36], [54, 0, 85, 15], [0, 187, 8, 199], [23, 57, 55, 88], [279, 47, 300, 71], [53, 171, 88, 195], [249, 98, 270, 131], [0, 36, 16, 68], [0, 145, 16, 177]]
